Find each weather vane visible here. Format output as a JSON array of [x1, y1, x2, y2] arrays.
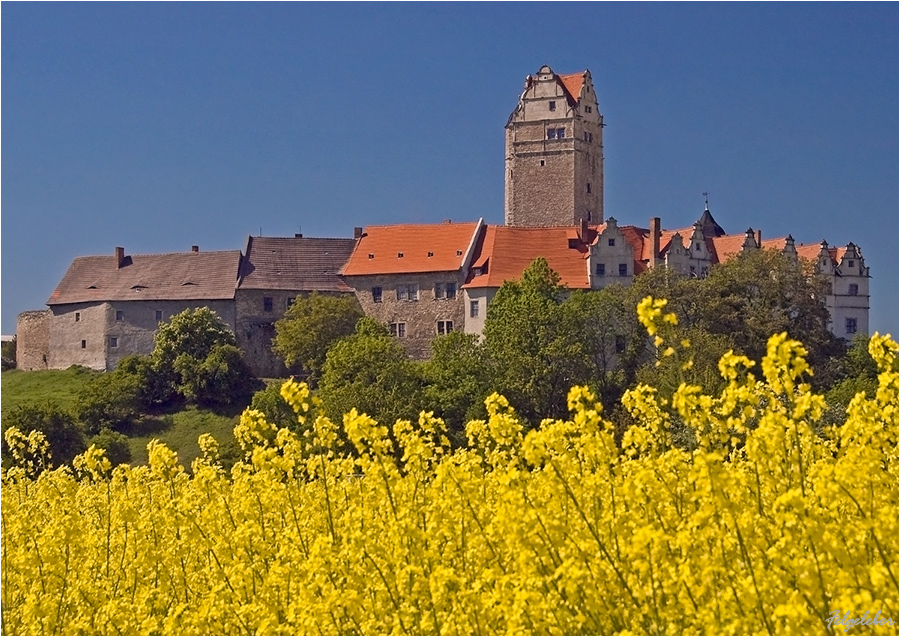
[[702, 191, 710, 210]]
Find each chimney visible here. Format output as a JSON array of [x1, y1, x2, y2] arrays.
[[294, 233, 303, 238], [579, 216, 589, 241], [191, 245, 199, 253], [650, 217, 661, 265], [754, 229, 762, 248], [115, 246, 125, 268], [353, 227, 363, 240]]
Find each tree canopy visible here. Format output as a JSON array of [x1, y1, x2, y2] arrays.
[[272, 293, 364, 384]]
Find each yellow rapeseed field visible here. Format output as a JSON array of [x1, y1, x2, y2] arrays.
[[2, 298, 897, 635]]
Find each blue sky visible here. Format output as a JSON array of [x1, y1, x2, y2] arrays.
[[2, 3, 897, 337]]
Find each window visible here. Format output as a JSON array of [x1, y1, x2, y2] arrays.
[[596, 263, 605, 276], [586, 182, 592, 194], [845, 318, 858, 334], [155, 310, 163, 321], [396, 284, 418, 301], [263, 297, 273, 312], [109, 337, 118, 348], [556, 127, 565, 138], [389, 322, 406, 338], [115, 310, 124, 321], [434, 283, 457, 300], [372, 287, 383, 303], [584, 132, 593, 143], [548, 100, 556, 111], [615, 335, 626, 353], [75, 312, 81, 322], [547, 129, 557, 140], [695, 243, 702, 251], [437, 320, 453, 335], [848, 260, 855, 268], [585, 105, 592, 113], [470, 300, 480, 318], [849, 284, 859, 296], [539, 160, 545, 167], [608, 238, 615, 247], [619, 263, 628, 277], [81, 340, 86, 349]]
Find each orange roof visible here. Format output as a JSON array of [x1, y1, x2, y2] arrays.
[[341, 222, 481, 276], [464, 226, 593, 289], [710, 234, 750, 263], [558, 72, 585, 104]]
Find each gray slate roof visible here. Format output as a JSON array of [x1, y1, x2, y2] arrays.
[[238, 236, 356, 292], [47, 251, 242, 305]]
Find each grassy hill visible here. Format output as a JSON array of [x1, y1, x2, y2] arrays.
[[2, 367, 244, 468]]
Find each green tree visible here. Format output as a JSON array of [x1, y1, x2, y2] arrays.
[[1, 403, 86, 468], [250, 382, 305, 434], [88, 429, 132, 466], [318, 318, 424, 426], [151, 308, 259, 408], [482, 258, 593, 424], [423, 331, 491, 434], [272, 293, 364, 384], [73, 368, 144, 434], [1, 336, 16, 371], [693, 249, 845, 386]]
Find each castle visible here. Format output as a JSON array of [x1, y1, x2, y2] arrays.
[[16, 65, 870, 375]]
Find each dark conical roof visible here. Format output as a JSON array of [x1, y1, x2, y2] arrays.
[[697, 206, 727, 238]]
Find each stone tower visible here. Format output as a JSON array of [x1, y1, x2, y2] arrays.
[[504, 65, 604, 227]]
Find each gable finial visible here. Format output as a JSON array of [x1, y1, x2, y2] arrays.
[[702, 191, 710, 211]]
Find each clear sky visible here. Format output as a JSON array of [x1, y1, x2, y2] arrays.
[[2, 3, 897, 337]]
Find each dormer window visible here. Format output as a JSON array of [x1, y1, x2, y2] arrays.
[[585, 105, 592, 113], [608, 238, 615, 247], [848, 260, 855, 267]]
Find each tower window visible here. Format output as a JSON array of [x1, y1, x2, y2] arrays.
[[539, 160, 545, 167], [548, 100, 556, 111], [81, 340, 87, 349], [845, 318, 857, 334], [556, 127, 565, 138], [587, 183, 592, 194], [547, 129, 557, 140], [75, 312, 80, 322], [849, 284, 859, 296]]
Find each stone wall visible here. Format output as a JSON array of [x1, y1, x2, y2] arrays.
[[348, 272, 465, 359], [16, 310, 50, 370], [235, 289, 353, 378], [48, 300, 236, 371]]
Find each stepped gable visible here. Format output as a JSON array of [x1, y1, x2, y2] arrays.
[[464, 225, 599, 289], [47, 250, 242, 305], [341, 221, 481, 276], [238, 236, 355, 292]]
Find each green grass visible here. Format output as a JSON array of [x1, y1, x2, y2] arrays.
[[1, 367, 100, 418], [123, 407, 241, 468], [2, 368, 246, 469]]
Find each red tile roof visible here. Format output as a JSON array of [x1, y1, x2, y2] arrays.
[[341, 222, 481, 276], [558, 72, 585, 104], [47, 251, 242, 305], [464, 226, 595, 289], [239, 236, 355, 292], [710, 235, 750, 262]]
